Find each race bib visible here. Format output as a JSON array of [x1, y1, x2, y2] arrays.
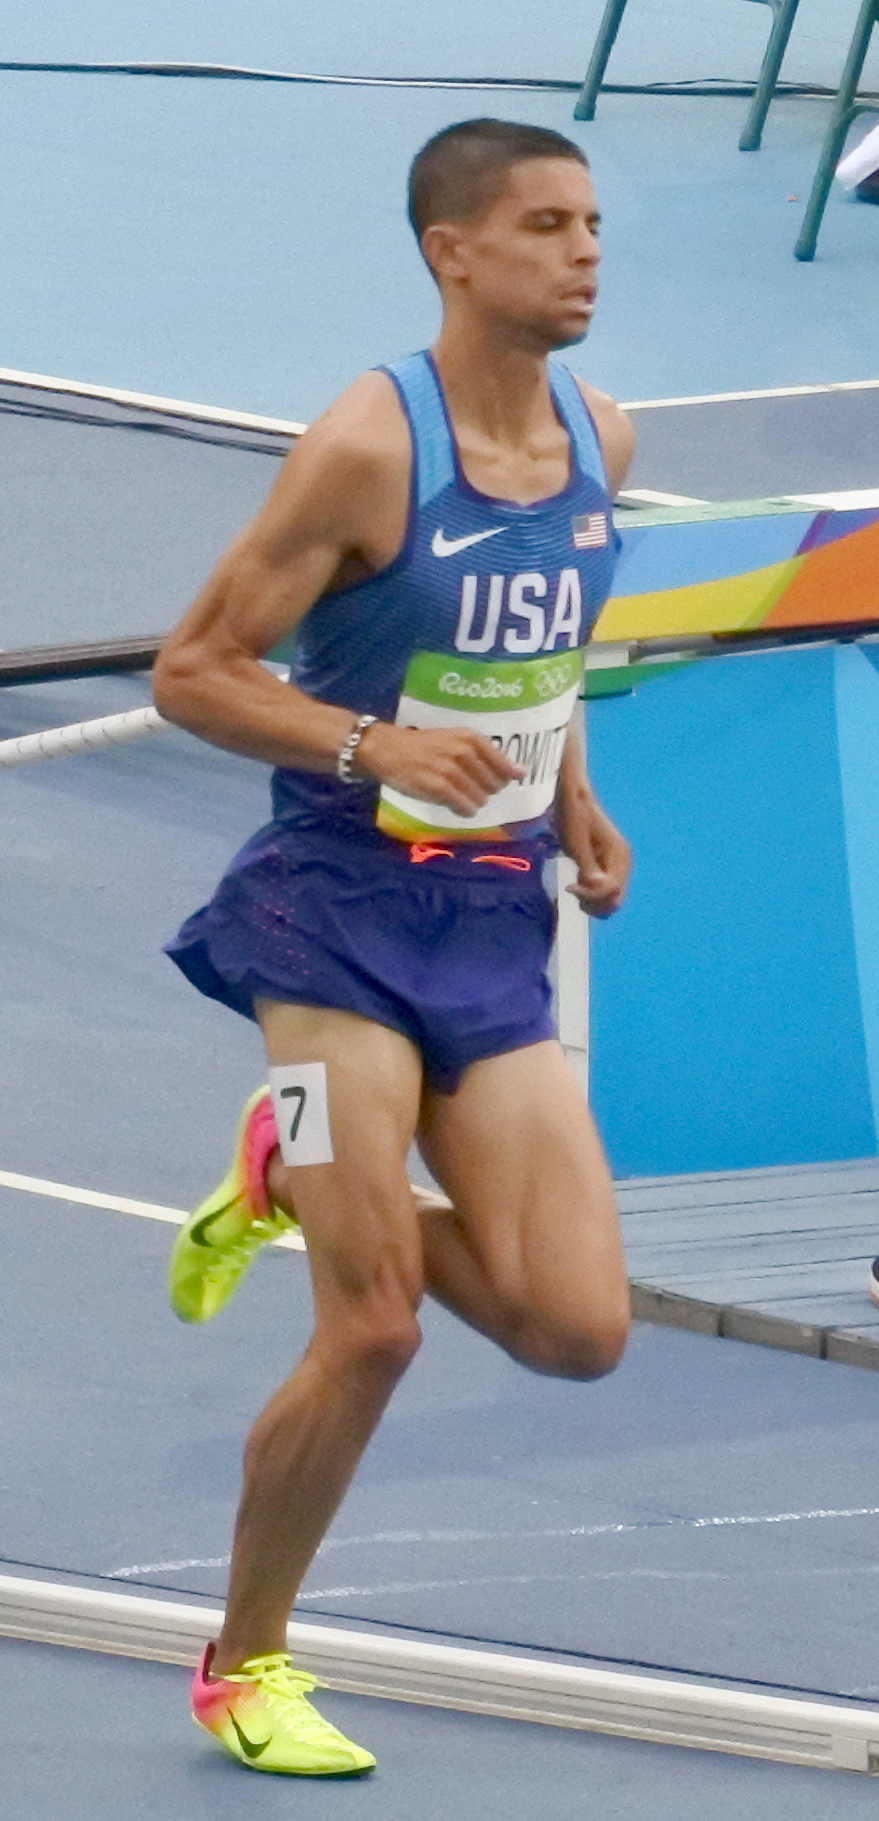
[[376, 648, 584, 842]]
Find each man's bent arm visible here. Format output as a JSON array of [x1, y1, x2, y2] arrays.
[[153, 379, 400, 772], [153, 374, 521, 816]]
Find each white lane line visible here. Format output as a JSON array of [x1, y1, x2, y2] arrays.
[[621, 378, 879, 410], [0, 1167, 306, 1250], [299, 1562, 879, 1599], [109, 1504, 879, 1578], [112, 1555, 232, 1578], [315, 1506, 879, 1549]]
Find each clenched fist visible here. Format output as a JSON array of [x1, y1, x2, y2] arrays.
[[358, 723, 525, 817]]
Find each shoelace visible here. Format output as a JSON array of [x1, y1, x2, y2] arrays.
[[232, 1655, 345, 1741], [203, 1218, 280, 1276], [237, 1654, 319, 1701]]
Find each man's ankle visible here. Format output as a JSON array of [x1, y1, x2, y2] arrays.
[[265, 1145, 295, 1218], [208, 1637, 285, 1680]]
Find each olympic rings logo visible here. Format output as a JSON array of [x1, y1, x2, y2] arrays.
[[534, 664, 576, 699]]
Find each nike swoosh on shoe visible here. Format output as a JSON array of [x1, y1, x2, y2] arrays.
[[190, 1207, 234, 1247], [229, 1712, 272, 1759]]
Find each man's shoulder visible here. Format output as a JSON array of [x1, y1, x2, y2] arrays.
[[270, 369, 411, 552], [297, 370, 410, 483], [571, 376, 636, 495], [572, 376, 633, 440]]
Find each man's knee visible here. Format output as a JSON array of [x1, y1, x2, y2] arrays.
[[343, 1310, 423, 1380], [319, 1266, 424, 1383], [503, 1301, 630, 1382]]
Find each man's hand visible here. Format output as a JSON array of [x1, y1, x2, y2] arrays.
[[360, 723, 525, 817], [559, 793, 631, 918]]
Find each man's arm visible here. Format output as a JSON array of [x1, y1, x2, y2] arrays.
[[153, 373, 520, 816], [555, 727, 631, 917]]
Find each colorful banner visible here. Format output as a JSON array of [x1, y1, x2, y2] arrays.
[[586, 492, 879, 698]]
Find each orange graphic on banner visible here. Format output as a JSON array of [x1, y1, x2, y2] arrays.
[[765, 518, 879, 628]]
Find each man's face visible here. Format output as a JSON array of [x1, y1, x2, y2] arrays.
[[433, 158, 602, 351]]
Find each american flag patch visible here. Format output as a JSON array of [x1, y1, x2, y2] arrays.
[[572, 512, 608, 549]]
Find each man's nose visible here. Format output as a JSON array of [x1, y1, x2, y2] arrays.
[[572, 223, 601, 263]]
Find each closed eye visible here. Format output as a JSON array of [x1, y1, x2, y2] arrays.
[[524, 211, 602, 235]]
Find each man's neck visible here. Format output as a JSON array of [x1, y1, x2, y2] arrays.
[[430, 321, 559, 449]]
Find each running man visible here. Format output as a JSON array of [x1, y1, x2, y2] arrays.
[[155, 117, 634, 1776]]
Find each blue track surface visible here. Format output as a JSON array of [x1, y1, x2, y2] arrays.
[[0, 3, 876, 417], [10, 1638, 879, 1821], [2, 1186, 878, 1701], [4, 676, 879, 1709]]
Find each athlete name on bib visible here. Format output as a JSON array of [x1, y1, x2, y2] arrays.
[[376, 647, 585, 842]]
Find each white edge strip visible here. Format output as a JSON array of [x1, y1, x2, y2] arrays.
[[787, 489, 879, 510], [0, 1575, 875, 1771], [618, 488, 708, 506], [0, 364, 307, 437], [621, 379, 879, 410], [4, 361, 878, 433], [0, 1168, 307, 1251]]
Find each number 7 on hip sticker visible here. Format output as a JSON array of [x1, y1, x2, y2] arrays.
[[268, 1063, 334, 1167]]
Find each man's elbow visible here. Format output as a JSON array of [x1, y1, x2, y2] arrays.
[[152, 641, 201, 728]]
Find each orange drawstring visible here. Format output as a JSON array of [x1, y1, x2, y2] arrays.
[[408, 844, 532, 873], [409, 843, 456, 864], [470, 854, 532, 872]]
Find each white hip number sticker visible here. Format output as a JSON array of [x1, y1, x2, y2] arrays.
[[269, 1063, 334, 1167]]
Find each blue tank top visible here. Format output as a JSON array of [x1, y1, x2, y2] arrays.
[[271, 350, 618, 846]]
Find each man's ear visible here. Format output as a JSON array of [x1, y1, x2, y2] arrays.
[[421, 222, 470, 285]]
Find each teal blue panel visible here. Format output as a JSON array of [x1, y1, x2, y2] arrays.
[[610, 513, 815, 598], [586, 647, 875, 1177], [833, 646, 879, 1150]]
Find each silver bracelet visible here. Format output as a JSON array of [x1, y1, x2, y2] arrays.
[[337, 714, 378, 783]]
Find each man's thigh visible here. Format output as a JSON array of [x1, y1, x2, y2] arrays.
[[417, 1041, 629, 1346], [256, 1000, 425, 1317]]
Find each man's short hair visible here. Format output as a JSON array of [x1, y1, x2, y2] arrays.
[[408, 118, 589, 244]]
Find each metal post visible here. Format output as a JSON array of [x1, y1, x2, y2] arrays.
[[739, 0, 801, 151], [574, 0, 630, 122], [795, 0, 878, 260]]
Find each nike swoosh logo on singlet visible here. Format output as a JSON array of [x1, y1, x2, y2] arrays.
[[228, 1711, 272, 1759], [431, 526, 506, 558]]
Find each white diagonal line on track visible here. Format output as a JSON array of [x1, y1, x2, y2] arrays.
[[0, 1168, 306, 1249]]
